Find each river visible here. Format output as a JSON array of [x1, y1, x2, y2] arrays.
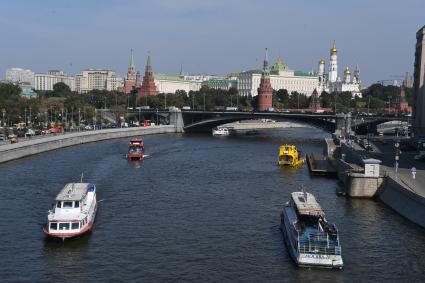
[[0, 127, 424, 282]]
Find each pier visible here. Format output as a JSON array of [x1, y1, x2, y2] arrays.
[[306, 153, 337, 176]]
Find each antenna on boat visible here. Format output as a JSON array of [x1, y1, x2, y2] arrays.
[[80, 173, 84, 183], [301, 184, 307, 200]]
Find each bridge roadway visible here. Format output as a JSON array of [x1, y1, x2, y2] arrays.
[[126, 109, 408, 133]]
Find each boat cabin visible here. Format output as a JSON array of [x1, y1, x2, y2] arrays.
[[130, 138, 144, 147], [290, 191, 325, 223], [48, 183, 95, 232]]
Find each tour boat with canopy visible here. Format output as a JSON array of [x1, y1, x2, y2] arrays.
[[43, 180, 98, 241], [280, 190, 343, 269], [212, 127, 230, 136], [127, 138, 144, 160]]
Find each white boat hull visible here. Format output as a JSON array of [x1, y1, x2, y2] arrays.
[[281, 205, 343, 269]]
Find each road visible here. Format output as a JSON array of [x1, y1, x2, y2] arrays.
[[369, 138, 425, 198]]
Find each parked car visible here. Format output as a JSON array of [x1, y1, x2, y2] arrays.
[[0, 134, 6, 141], [25, 129, 35, 137], [414, 151, 425, 161]]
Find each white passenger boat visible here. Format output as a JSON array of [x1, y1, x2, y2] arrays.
[[212, 127, 230, 136], [280, 191, 343, 269], [43, 182, 98, 240]]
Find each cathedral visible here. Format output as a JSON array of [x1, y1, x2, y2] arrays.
[[317, 42, 362, 97]]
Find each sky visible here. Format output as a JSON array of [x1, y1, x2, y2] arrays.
[[0, 0, 424, 86]]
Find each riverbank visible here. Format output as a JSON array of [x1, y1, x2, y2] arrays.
[[0, 125, 180, 164]]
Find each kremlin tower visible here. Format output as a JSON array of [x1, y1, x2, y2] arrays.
[[124, 49, 141, 94], [394, 86, 412, 115], [309, 89, 320, 111], [257, 48, 273, 111], [138, 52, 159, 97], [328, 41, 338, 83]]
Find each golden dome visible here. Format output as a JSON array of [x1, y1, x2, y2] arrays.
[[344, 67, 351, 74], [319, 59, 325, 65], [330, 41, 337, 55]]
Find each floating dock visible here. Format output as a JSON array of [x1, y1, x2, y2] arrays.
[[306, 154, 337, 176]]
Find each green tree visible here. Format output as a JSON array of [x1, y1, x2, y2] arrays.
[[53, 82, 72, 98]]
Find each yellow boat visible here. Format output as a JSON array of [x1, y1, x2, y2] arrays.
[[278, 144, 305, 167]]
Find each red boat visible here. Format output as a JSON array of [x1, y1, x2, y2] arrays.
[[127, 138, 144, 161]]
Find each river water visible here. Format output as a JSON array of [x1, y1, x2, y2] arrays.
[[1, 127, 424, 282]]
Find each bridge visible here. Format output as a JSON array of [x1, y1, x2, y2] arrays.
[[124, 109, 408, 134]]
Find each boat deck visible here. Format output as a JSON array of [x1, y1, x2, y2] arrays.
[[298, 226, 341, 255]]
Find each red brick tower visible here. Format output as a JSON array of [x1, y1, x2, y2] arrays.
[[139, 52, 159, 97], [124, 49, 142, 94], [257, 48, 273, 111], [309, 89, 320, 111], [395, 86, 411, 115]]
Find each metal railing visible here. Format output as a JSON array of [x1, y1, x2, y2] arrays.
[[297, 232, 341, 255]]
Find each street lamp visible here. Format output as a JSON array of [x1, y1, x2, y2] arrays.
[[395, 140, 400, 178], [367, 94, 371, 115], [192, 93, 195, 110], [1, 109, 5, 127]]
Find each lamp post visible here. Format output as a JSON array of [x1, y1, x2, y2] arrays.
[[192, 93, 195, 110], [395, 140, 400, 178], [367, 94, 371, 115], [203, 93, 206, 111], [1, 109, 5, 127], [138, 108, 141, 123], [164, 93, 167, 109]]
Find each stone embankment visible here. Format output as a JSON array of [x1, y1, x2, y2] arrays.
[[0, 125, 180, 164], [329, 136, 425, 227]]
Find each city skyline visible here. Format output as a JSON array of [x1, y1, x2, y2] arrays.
[[1, 0, 424, 86]]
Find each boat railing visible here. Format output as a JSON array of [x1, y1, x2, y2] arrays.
[[297, 232, 341, 255]]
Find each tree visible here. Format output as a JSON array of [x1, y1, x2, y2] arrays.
[[288, 91, 308, 109], [53, 82, 72, 98], [273, 89, 289, 109], [320, 91, 332, 108]]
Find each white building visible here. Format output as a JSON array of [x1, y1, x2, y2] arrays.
[[154, 73, 201, 94], [237, 59, 319, 97], [34, 70, 76, 91], [5, 68, 35, 87], [318, 42, 362, 97], [75, 69, 123, 93]]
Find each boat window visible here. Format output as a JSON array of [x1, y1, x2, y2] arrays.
[[72, 222, 79, 229], [59, 223, 70, 230], [50, 223, 57, 230], [63, 201, 73, 208], [74, 201, 79, 208], [56, 202, 62, 208]]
